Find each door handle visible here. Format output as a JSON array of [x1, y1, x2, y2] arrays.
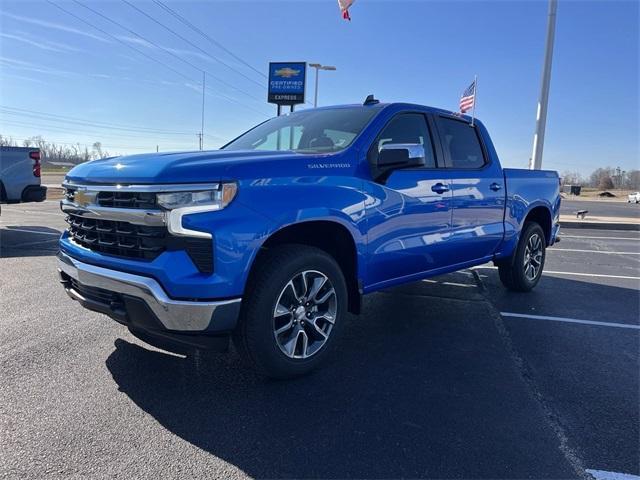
[[490, 183, 502, 191], [431, 183, 450, 194]]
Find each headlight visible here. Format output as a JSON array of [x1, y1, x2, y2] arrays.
[[157, 183, 237, 210]]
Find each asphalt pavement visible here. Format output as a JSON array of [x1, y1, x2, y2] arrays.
[[561, 199, 640, 219], [1, 201, 638, 479]]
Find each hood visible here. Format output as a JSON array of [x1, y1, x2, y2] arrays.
[[65, 149, 354, 185]]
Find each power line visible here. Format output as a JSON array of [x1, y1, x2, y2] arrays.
[[122, 0, 265, 89], [73, 0, 263, 103], [4, 135, 158, 151], [46, 1, 270, 118], [153, 0, 266, 79], [0, 106, 195, 136], [0, 118, 200, 142], [47, 1, 198, 85]]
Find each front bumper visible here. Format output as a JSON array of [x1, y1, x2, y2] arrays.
[[57, 251, 241, 352]]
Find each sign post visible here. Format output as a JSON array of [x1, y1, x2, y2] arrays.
[[268, 62, 307, 115]]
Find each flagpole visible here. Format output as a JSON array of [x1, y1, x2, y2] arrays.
[[471, 75, 477, 127]]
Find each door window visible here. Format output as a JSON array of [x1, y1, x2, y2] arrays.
[[370, 113, 436, 168], [437, 117, 486, 169]]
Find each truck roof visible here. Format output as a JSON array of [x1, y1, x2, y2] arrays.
[[309, 102, 473, 121]]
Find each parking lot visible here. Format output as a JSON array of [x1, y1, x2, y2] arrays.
[[1, 201, 638, 479]]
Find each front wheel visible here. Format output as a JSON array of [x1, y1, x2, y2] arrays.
[[233, 245, 347, 379], [498, 222, 546, 292]]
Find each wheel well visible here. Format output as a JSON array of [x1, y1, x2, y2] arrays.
[[256, 221, 361, 314], [524, 206, 552, 244]]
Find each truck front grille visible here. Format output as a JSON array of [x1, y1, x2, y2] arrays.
[[97, 191, 157, 209], [62, 184, 214, 273], [65, 212, 166, 260]]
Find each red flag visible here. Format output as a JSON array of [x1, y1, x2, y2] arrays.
[[338, 0, 355, 21]]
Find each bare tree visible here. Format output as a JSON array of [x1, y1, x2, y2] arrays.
[[560, 170, 583, 186], [627, 170, 640, 190], [0, 134, 117, 165], [598, 176, 615, 190]]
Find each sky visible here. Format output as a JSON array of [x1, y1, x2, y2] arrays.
[[0, 0, 638, 175]]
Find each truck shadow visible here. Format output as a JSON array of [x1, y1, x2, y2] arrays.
[[0, 226, 61, 258], [103, 277, 595, 479]]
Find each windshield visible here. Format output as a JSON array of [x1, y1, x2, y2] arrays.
[[222, 107, 380, 153]]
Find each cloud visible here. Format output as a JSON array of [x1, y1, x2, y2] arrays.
[[164, 47, 211, 64], [0, 31, 83, 53], [0, 12, 110, 43], [115, 35, 154, 49], [1, 72, 48, 85], [115, 35, 215, 66], [0, 56, 75, 77]]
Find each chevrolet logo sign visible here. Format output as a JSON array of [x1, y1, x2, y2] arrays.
[[73, 190, 93, 207], [274, 67, 301, 78]]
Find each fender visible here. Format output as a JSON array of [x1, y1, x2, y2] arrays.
[[235, 178, 368, 291]]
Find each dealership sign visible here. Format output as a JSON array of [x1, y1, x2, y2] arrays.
[[268, 62, 306, 106]]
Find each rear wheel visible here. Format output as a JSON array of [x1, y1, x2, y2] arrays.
[[498, 222, 546, 292], [233, 245, 347, 379]]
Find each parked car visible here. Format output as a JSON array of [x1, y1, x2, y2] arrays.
[[628, 192, 640, 203], [0, 147, 47, 210], [57, 100, 561, 378]]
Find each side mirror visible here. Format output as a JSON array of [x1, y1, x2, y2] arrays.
[[378, 143, 426, 168]]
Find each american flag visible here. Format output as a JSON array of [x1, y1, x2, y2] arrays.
[[459, 80, 476, 113], [338, 0, 355, 20]]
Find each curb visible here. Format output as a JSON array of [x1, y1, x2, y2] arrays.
[[560, 221, 640, 231]]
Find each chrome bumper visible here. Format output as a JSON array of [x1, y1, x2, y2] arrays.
[[57, 251, 241, 332]]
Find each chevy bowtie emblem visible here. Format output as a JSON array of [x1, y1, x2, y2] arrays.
[[274, 67, 301, 78], [73, 190, 92, 207]]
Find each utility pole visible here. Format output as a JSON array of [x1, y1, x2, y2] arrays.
[[309, 63, 337, 107], [197, 133, 203, 150], [200, 71, 206, 151], [529, 0, 558, 170]]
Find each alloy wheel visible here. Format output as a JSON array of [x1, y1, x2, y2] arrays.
[[272, 270, 337, 359], [523, 233, 543, 281]]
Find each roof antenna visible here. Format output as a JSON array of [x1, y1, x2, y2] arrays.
[[363, 94, 379, 105]]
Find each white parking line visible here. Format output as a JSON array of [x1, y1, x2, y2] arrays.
[[561, 235, 640, 240], [586, 469, 640, 480], [0, 228, 61, 236], [501, 312, 640, 330], [422, 279, 476, 288], [548, 248, 640, 255], [473, 265, 640, 281]]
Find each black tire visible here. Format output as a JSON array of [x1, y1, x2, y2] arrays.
[[497, 222, 546, 292], [233, 245, 348, 379]]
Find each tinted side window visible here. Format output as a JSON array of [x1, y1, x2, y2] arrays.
[[373, 113, 436, 168], [437, 117, 486, 169]]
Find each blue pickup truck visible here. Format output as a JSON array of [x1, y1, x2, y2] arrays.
[[58, 100, 560, 378]]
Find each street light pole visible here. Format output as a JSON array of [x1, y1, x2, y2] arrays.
[[529, 0, 558, 170], [309, 63, 337, 108], [313, 67, 320, 107], [200, 71, 205, 151]]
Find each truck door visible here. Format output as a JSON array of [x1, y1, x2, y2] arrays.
[[433, 115, 505, 264], [364, 112, 453, 289]]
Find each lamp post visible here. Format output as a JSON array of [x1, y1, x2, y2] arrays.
[[529, 0, 558, 170], [309, 63, 336, 108]]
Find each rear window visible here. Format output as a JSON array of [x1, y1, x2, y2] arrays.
[[437, 117, 486, 169]]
